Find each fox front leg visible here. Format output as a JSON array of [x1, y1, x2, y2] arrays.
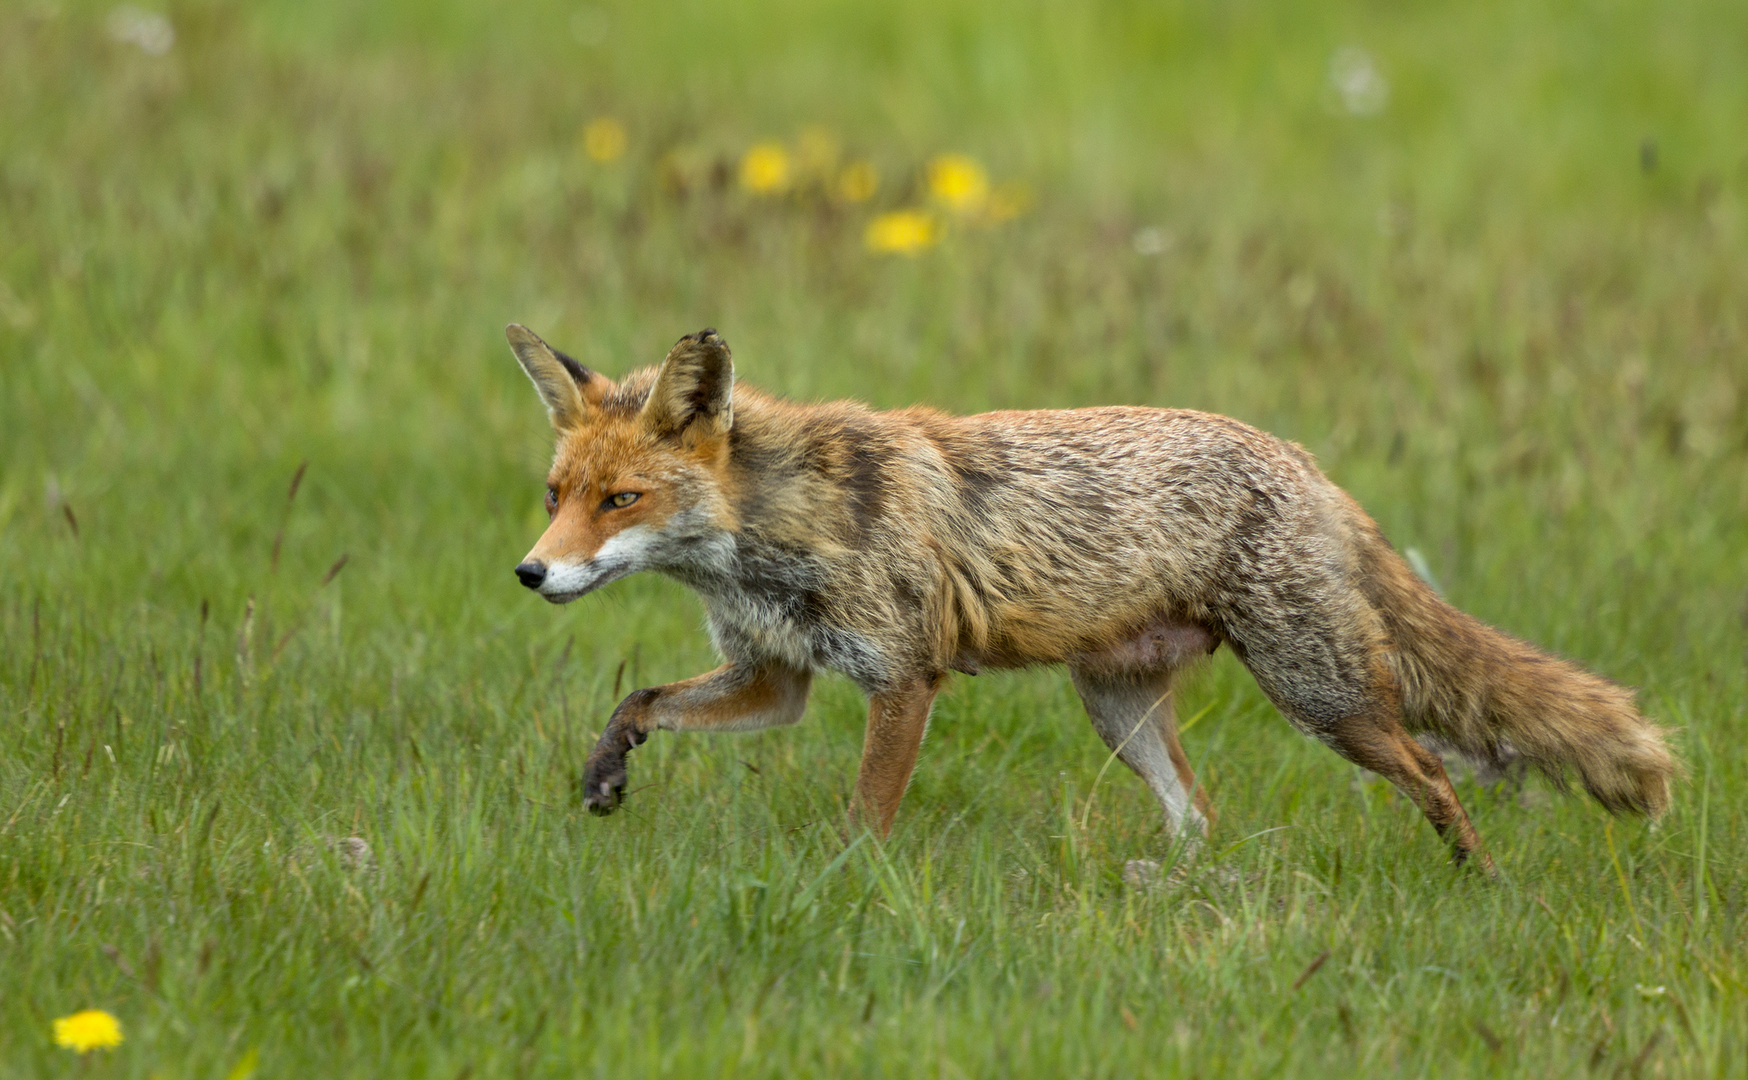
[[848, 674, 947, 836], [581, 662, 813, 814]]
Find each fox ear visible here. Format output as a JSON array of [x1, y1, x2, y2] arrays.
[[506, 324, 607, 430], [641, 329, 733, 442]]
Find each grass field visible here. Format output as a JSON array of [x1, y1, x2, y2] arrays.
[[3, 0, 1746, 1075]]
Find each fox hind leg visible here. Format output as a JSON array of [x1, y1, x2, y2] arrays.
[[1070, 666, 1212, 843], [1225, 605, 1491, 870], [1318, 705, 1492, 871]]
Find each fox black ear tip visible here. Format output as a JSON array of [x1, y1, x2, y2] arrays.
[[506, 323, 538, 345]]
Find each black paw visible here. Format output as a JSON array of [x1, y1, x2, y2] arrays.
[[581, 757, 626, 814], [581, 717, 650, 816]]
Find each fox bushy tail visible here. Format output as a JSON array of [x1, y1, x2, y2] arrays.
[[1358, 528, 1676, 816]]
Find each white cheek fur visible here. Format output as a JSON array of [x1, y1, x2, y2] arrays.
[[594, 525, 660, 565], [539, 526, 659, 601]]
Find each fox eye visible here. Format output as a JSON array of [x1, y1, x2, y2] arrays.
[[544, 488, 558, 516], [605, 492, 640, 510]]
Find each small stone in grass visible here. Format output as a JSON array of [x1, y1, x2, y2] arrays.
[[1123, 859, 1163, 889]]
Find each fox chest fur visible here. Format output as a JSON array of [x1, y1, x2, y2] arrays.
[[660, 529, 894, 689]]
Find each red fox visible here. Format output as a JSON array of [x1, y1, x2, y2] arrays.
[[506, 324, 1676, 868]]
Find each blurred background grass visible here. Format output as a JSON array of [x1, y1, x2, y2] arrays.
[[1, 0, 1745, 1076]]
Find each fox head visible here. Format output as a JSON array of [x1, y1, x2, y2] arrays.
[[507, 324, 736, 603]]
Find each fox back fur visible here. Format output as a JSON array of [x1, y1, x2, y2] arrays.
[[507, 325, 1676, 868]]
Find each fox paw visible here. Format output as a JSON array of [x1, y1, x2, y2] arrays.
[[580, 730, 643, 814], [581, 759, 627, 814], [580, 717, 649, 816]]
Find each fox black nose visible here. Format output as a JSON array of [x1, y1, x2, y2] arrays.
[[515, 561, 547, 590]]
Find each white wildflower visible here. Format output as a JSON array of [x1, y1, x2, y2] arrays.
[[107, 6, 174, 55], [1329, 47, 1388, 116]]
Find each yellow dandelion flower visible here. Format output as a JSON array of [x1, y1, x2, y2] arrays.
[[986, 181, 1031, 223], [54, 1009, 123, 1053], [865, 210, 938, 255], [927, 154, 989, 216], [739, 142, 791, 194], [582, 118, 627, 163], [837, 161, 879, 202]]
